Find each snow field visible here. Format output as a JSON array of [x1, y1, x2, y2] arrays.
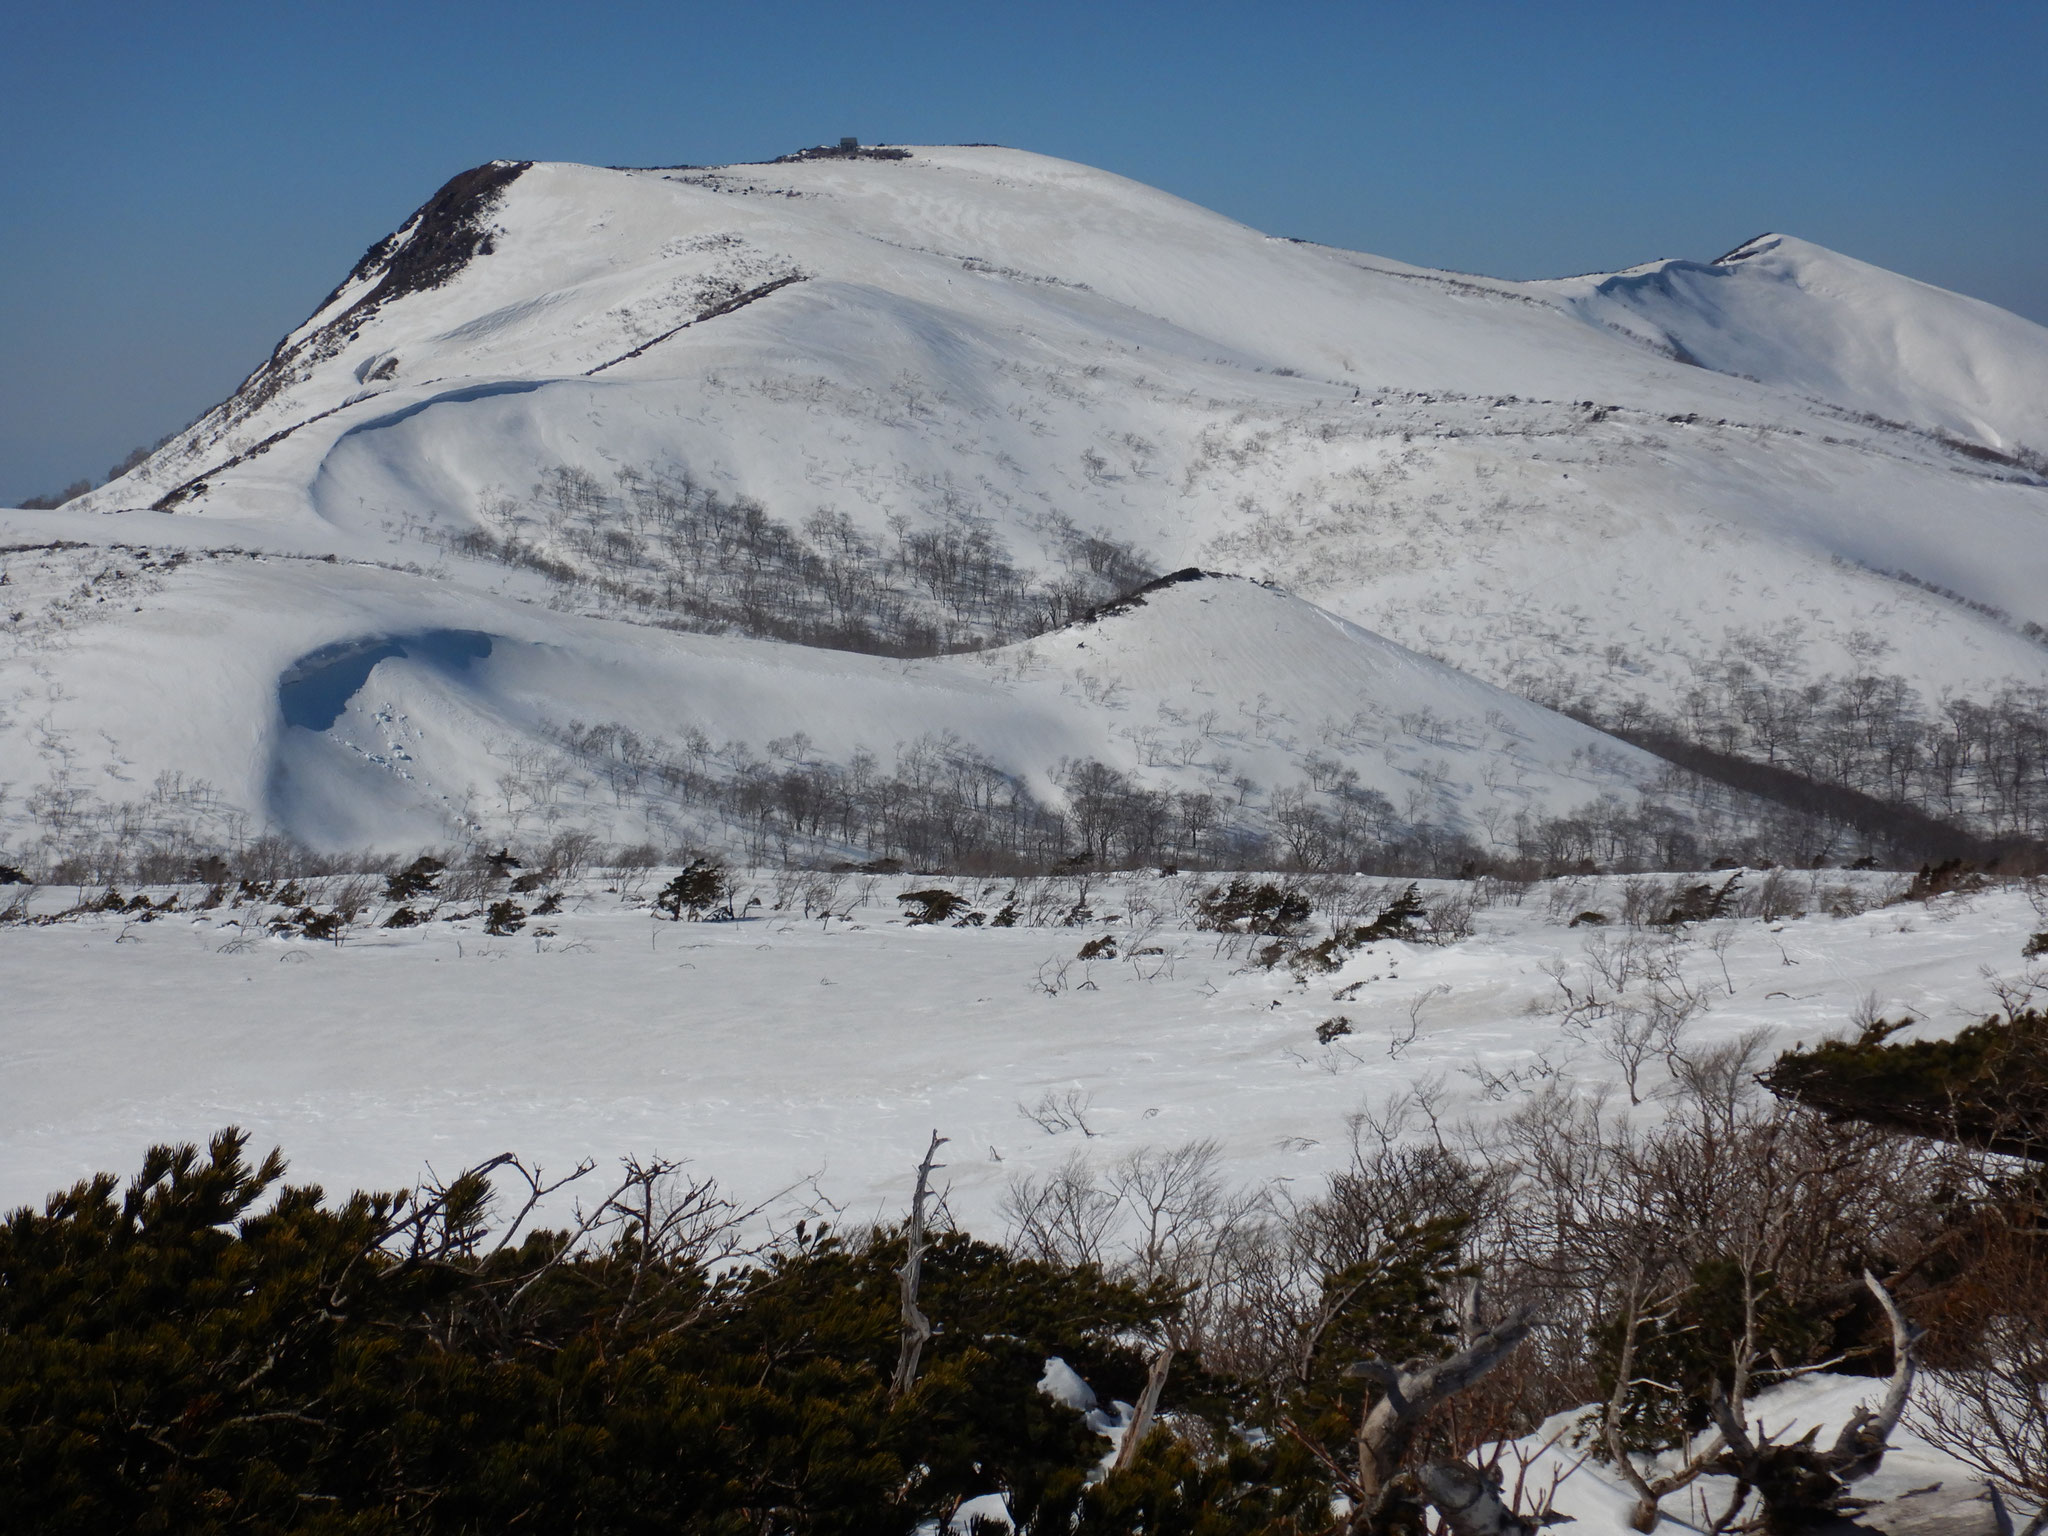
[[3, 869, 2037, 1232]]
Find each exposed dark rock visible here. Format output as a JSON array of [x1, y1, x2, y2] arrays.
[[322, 160, 533, 322]]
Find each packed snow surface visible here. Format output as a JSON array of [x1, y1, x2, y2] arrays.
[[3, 871, 2035, 1228]]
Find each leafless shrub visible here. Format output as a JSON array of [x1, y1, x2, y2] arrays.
[[606, 848, 658, 897], [1016, 877, 1065, 926], [1541, 932, 1706, 1102], [799, 870, 846, 918], [1598, 1011, 1665, 1106], [1911, 1218, 2048, 1525], [1619, 878, 1672, 929], [538, 828, 601, 880], [236, 834, 323, 884], [324, 874, 379, 925], [437, 852, 501, 903], [1544, 875, 1599, 922], [1301, 872, 1363, 927], [1476, 874, 1532, 908], [1002, 1138, 1246, 1287], [1111, 1139, 1243, 1285], [1749, 866, 1805, 922], [1848, 989, 1904, 1038], [1488, 1069, 1957, 1531], [1809, 874, 1870, 918], [2025, 875, 2048, 926], [1017, 1087, 1096, 1136], [1002, 1152, 1118, 1270], [1664, 1027, 1771, 1106], [1423, 886, 1480, 944], [1390, 985, 1451, 1059], [1033, 956, 1075, 995]]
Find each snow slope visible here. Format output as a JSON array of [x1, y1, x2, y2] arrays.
[[0, 547, 1658, 852], [1554, 232, 2048, 454], [7, 145, 2048, 850], [57, 149, 2048, 713]]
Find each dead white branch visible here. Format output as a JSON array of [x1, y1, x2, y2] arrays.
[[890, 1130, 948, 1400]]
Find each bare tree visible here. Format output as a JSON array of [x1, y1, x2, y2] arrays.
[[1599, 1268, 1727, 1531], [1111, 1345, 1176, 1474], [1344, 1294, 1537, 1530], [1911, 1206, 2048, 1534], [890, 1131, 947, 1400], [1705, 1271, 1919, 1531]]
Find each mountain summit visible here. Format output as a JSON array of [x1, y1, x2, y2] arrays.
[[7, 148, 2047, 857]]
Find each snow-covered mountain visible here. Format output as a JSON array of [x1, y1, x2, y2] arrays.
[[1554, 232, 2048, 454], [6, 145, 2047, 857]]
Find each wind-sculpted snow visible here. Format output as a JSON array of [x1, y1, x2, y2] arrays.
[[331, 380, 548, 440], [278, 630, 494, 731]]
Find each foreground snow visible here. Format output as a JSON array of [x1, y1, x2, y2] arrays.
[[3, 871, 2036, 1226], [5, 870, 2037, 1529], [1501, 1373, 2016, 1536]]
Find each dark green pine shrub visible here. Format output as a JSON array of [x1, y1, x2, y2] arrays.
[[897, 888, 968, 926], [384, 856, 445, 902], [0, 1131, 1205, 1535], [1288, 885, 1427, 976], [1763, 1009, 2048, 1161], [483, 899, 525, 936], [1652, 874, 1742, 928], [1192, 879, 1310, 937], [655, 858, 730, 921], [1351, 883, 1426, 942]]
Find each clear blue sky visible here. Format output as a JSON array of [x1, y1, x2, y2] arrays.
[[4, 0, 2043, 502]]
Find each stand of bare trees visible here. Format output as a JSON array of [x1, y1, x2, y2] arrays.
[[446, 461, 1155, 657], [991, 1039, 2025, 1535], [1563, 624, 2048, 842]]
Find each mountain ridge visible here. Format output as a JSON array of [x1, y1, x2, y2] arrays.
[[6, 147, 2046, 862]]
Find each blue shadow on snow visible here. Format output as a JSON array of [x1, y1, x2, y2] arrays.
[[336, 379, 547, 440], [278, 630, 494, 731]]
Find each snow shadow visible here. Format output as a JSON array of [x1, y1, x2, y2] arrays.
[[278, 630, 494, 731]]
